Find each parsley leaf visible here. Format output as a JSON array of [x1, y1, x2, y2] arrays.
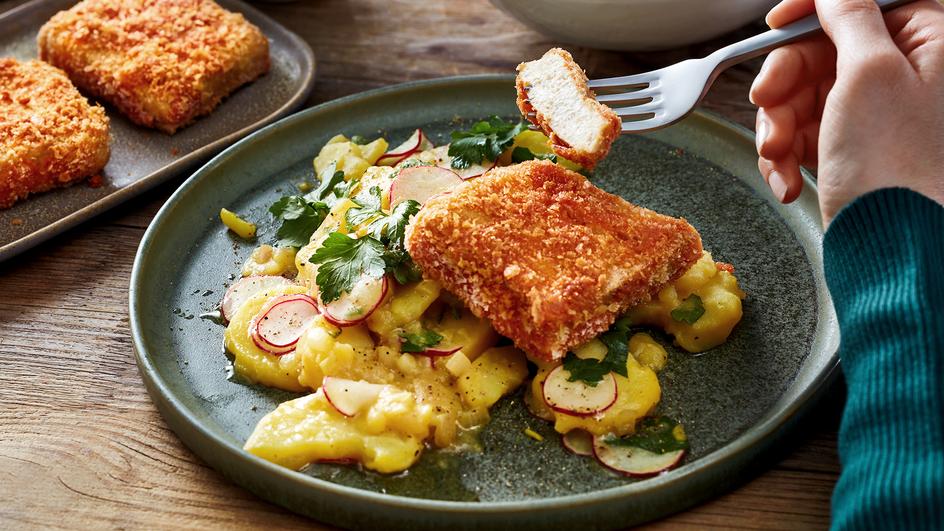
[[346, 186, 385, 230], [561, 317, 634, 385], [268, 195, 330, 248], [449, 116, 526, 169], [670, 294, 705, 324], [384, 200, 421, 249], [511, 146, 557, 163], [603, 417, 689, 454], [309, 196, 423, 300], [384, 247, 423, 284], [381, 200, 423, 283], [598, 317, 631, 378], [398, 329, 444, 353], [307, 167, 346, 203], [346, 186, 421, 246], [561, 352, 612, 387], [309, 232, 386, 303]]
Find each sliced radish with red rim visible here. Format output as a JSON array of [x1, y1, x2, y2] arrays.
[[322, 377, 386, 417], [562, 430, 594, 456], [542, 365, 617, 417], [592, 435, 685, 477], [388, 166, 463, 208], [377, 129, 432, 166], [421, 345, 462, 357], [322, 274, 388, 327], [220, 275, 295, 322], [249, 294, 319, 355]]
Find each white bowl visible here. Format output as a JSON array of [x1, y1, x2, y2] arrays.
[[490, 0, 779, 51]]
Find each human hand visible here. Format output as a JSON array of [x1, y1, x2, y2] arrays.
[[750, 0, 944, 225]]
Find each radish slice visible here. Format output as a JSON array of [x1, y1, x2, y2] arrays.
[[322, 377, 386, 417], [562, 430, 594, 456], [250, 294, 319, 354], [542, 365, 617, 417], [322, 274, 388, 326], [251, 328, 294, 355], [592, 435, 686, 477], [428, 145, 496, 180], [389, 166, 463, 208], [421, 345, 462, 357], [377, 129, 430, 166], [220, 275, 295, 322]]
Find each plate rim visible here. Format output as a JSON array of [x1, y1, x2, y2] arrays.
[[129, 73, 840, 520], [0, 0, 316, 262]]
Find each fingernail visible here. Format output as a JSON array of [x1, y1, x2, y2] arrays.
[[756, 117, 768, 152], [769, 171, 788, 202]]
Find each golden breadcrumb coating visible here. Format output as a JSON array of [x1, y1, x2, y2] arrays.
[[516, 48, 621, 170], [38, 0, 270, 134], [408, 160, 703, 362], [0, 58, 110, 209]]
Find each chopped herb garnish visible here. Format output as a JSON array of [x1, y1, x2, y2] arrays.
[[399, 328, 444, 353], [397, 158, 433, 170], [345, 186, 421, 245], [561, 317, 633, 386], [350, 135, 369, 145], [384, 200, 421, 249], [268, 195, 330, 248], [346, 186, 385, 230], [308, 232, 386, 303], [267, 165, 352, 248], [307, 166, 347, 203], [561, 353, 611, 387], [380, 200, 423, 284], [309, 194, 423, 299], [598, 317, 631, 378], [511, 146, 557, 163], [448, 116, 526, 169], [670, 294, 705, 324], [603, 417, 689, 454]]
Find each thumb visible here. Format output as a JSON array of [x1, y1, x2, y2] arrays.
[[813, 0, 898, 68]]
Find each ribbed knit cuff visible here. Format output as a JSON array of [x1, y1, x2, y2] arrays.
[[824, 188, 944, 531], [824, 187, 944, 309]]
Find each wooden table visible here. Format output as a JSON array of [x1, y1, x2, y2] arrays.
[[0, 0, 843, 528]]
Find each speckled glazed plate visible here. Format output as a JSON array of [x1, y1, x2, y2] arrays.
[[0, 0, 315, 261], [130, 75, 839, 530]]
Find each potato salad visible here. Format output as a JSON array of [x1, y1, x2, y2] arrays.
[[216, 119, 745, 476]]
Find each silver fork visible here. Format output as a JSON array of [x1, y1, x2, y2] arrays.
[[528, 0, 916, 134]]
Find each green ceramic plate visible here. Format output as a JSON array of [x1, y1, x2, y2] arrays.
[[130, 75, 839, 530]]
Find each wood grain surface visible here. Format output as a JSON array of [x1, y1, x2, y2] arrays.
[[0, 0, 843, 529]]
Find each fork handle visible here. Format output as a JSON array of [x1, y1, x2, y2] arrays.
[[710, 0, 920, 68]]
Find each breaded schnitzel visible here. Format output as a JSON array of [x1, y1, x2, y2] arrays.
[[0, 58, 110, 209], [38, 0, 270, 134], [517, 48, 621, 170], [407, 160, 703, 362]]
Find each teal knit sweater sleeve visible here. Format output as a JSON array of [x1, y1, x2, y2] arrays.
[[823, 188, 944, 530]]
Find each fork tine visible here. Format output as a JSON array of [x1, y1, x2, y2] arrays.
[[588, 73, 658, 90], [596, 86, 659, 105], [612, 100, 663, 117]]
